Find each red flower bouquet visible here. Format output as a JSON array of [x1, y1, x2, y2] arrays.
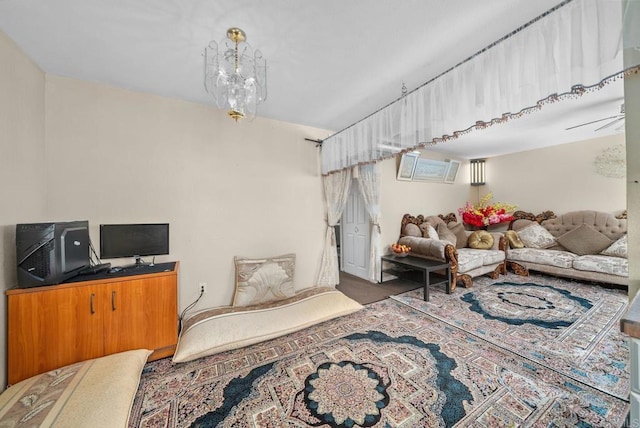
[[458, 193, 517, 228]]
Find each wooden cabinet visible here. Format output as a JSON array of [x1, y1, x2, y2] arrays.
[[7, 262, 178, 385]]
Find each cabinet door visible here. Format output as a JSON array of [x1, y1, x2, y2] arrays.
[[7, 285, 104, 384], [103, 275, 178, 356]]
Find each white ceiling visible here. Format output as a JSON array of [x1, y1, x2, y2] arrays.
[[0, 0, 625, 159]]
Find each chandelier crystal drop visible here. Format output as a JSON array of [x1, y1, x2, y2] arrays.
[[204, 27, 267, 122]]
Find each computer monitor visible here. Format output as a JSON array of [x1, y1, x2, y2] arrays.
[[100, 223, 169, 266]]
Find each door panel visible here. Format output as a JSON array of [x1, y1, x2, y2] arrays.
[[341, 180, 370, 279]]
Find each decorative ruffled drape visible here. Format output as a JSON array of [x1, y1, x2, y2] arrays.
[[316, 168, 351, 286], [321, 0, 640, 175], [356, 164, 382, 283]]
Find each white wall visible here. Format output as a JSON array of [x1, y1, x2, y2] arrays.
[[481, 134, 626, 215], [43, 75, 329, 312], [0, 31, 47, 388]]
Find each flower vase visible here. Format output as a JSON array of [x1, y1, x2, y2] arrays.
[[464, 224, 487, 231]]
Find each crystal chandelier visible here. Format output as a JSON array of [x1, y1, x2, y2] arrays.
[[204, 28, 267, 122]]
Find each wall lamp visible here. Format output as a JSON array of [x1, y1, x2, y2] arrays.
[[470, 159, 486, 186]]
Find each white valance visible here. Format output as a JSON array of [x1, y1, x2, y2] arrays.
[[321, 0, 640, 175]]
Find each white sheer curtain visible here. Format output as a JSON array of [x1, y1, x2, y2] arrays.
[[316, 168, 352, 286], [356, 164, 382, 283], [321, 0, 638, 175]]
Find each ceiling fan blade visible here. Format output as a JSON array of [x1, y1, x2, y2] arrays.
[[565, 115, 620, 131], [594, 116, 625, 132]]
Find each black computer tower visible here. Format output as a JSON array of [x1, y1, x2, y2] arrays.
[[16, 221, 90, 288]]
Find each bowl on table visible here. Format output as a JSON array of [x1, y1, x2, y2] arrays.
[[390, 243, 411, 257]]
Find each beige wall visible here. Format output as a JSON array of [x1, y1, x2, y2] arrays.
[[482, 135, 626, 215], [380, 152, 472, 248], [0, 29, 329, 388], [43, 75, 329, 311], [0, 31, 47, 388]]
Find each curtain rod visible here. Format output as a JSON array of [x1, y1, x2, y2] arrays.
[[322, 0, 573, 142], [305, 138, 323, 147]]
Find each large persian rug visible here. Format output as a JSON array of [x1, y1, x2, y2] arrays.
[[391, 273, 630, 401], [129, 275, 629, 427]]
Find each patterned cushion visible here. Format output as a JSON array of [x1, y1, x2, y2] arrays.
[[601, 234, 627, 258], [459, 248, 504, 266], [0, 349, 151, 428], [467, 231, 494, 249], [555, 224, 613, 256], [573, 255, 628, 277], [507, 248, 577, 269], [456, 251, 484, 272], [517, 223, 557, 249], [233, 254, 296, 307], [505, 230, 524, 249]]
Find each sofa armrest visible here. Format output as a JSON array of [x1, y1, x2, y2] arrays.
[[489, 232, 506, 251], [498, 235, 508, 252], [398, 236, 448, 260]]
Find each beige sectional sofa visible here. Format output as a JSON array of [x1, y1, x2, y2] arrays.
[[397, 214, 507, 290], [507, 210, 628, 287]]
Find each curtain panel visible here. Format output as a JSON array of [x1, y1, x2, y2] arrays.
[[356, 164, 382, 283], [321, 0, 639, 175], [316, 168, 352, 286]]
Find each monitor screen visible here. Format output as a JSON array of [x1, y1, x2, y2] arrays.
[[100, 223, 169, 260]]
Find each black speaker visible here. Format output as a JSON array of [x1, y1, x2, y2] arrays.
[[16, 221, 90, 288]]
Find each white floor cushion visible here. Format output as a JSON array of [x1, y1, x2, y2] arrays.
[[173, 287, 363, 363]]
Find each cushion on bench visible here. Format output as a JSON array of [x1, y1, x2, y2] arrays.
[[0, 349, 151, 428], [173, 287, 362, 363]]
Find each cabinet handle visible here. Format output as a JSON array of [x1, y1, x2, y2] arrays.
[[111, 291, 116, 311], [90, 293, 95, 314]]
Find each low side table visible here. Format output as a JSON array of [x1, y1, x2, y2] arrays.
[[380, 254, 451, 301]]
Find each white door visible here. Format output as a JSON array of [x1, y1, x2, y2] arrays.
[[341, 180, 370, 279]]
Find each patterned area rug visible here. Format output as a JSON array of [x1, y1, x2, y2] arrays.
[[129, 289, 628, 427], [391, 273, 629, 401]]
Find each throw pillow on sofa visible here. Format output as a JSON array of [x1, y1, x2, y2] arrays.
[[419, 223, 439, 240], [403, 223, 422, 237], [556, 223, 613, 256], [468, 230, 494, 249], [517, 223, 556, 249], [601, 234, 627, 258], [448, 223, 468, 248], [436, 222, 457, 246], [505, 230, 524, 248]]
